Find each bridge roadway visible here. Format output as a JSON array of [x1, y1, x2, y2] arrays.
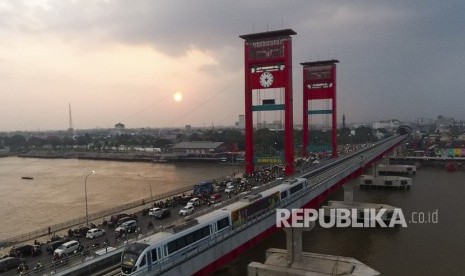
[[6, 135, 407, 276]]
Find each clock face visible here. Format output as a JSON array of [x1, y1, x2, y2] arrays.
[[259, 72, 274, 88]]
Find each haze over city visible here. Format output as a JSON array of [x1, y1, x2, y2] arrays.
[[1, 0, 464, 132]]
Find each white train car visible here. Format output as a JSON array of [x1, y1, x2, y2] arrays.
[[120, 177, 309, 275], [121, 210, 230, 275]]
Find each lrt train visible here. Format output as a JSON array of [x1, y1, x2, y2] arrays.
[[120, 177, 309, 275]]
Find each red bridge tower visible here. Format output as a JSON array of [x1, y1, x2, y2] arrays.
[[240, 29, 296, 175]]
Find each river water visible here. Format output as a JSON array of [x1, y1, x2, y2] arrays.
[[1, 157, 464, 275], [0, 157, 241, 241]]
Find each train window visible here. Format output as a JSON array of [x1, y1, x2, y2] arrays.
[[281, 191, 288, 199], [140, 255, 146, 267], [186, 233, 194, 244], [193, 229, 201, 241], [177, 237, 186, 249], [167, 242, 177, 255], [217, 217, 230, 230], [151, 249, 157, 262], [202, 226, 210, 237], [167, 226, 211, 254], [289, 183, 303, 195], [157, 248, 161, 260]]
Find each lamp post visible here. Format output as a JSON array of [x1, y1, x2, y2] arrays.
[[84, 170, 95, 225], [138, 174, 153, 203]]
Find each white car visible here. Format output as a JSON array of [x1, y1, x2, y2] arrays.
[[179, 205, 194, 216], [186, 197, 201, 206], [86, 228, 105, 239], [225, 184, 236, 194], [54, 240, 80, 256], [115, 220, 138, 233], [149, 207, 163, 216]]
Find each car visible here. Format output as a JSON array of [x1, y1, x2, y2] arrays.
[[9, 244, 34, 257], [116, 216, 133, 226], [177, 195, 194, 205], [115, 220, 138, 234], [186, 197, 201, 206], [45, 238, 71, 254], [209, 193, 222, 204], [108, 213, 129, 227], [225, 184, 237, 194], [86, 228, 105, 239], [179, 205, 194, 216], [32, 245, 42, 256], [73, 226, 90, 238], [0, 257, 25, 272], [54, 240, 80, 257], [154, 208, 171, 220], [148, 207, 162, 216]]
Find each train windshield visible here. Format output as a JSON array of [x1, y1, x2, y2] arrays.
[[121, 251, 139, 274], [121, 243, 149, 274]]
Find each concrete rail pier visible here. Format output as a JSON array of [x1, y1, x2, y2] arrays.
[[248, 225, 380, 276]]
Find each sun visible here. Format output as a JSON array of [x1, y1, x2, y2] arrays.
[[174, 92, 183, 102]]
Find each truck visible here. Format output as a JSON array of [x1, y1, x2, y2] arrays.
[[193, 181, 214, 197]]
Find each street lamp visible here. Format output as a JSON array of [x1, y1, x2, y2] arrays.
[[138, 174, 153, 203], [84, 170, 95, 226]]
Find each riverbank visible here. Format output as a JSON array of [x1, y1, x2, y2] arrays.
[[17, 150, 244, 164]]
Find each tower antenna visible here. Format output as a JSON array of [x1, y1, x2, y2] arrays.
[[68, 102, 74, 133]]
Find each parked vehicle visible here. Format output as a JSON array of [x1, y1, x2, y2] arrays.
[[115, 220, 138, 234], [54, 240, 80, 257], [186, 197, 201, 206], [225, 183, 237, 194], [193, 181, 214, 197], [73, 226, 90, 238], [179, 205, 194, 216], [209, 193, 222, 204], [32, 245, 42, 256], [108, 213, 129, 227], [116, 216, 133, 226], [86, 228, 105, 239], [148, 207, 162, 216], [176, 195, 194, 205], [0, 257, 24, 272], [154, 209, 171, 220], [45, 238, 71, 254], [9, 244, 34, 258]]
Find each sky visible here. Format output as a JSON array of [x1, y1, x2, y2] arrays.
[[1, 0, 464, 131]]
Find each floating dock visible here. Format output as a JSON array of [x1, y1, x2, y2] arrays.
[[360, 175, 412, 189], [378, 164, 416, 176]]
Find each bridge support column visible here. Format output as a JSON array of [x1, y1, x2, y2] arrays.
[[343, 182, 355, 203], [372, 162, 379, 177], [284, 222, 315, 266]]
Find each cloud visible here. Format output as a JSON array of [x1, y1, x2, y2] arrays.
[[1, 0, 465, 130]]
